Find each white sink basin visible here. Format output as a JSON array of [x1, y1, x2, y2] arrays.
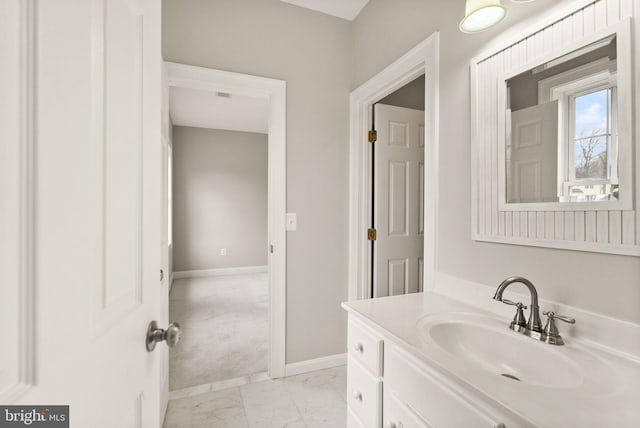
[[417, 313, 604, 389]]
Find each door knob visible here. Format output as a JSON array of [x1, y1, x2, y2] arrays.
[[146, 320, 181, 352]]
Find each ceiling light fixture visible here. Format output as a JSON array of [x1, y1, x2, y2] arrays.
[[459, 0, 508, 34]]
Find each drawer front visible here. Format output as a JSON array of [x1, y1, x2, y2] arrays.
[[385, 346, 505, 428], [348, 318, 383, 375], [384, 390, 432, 428], [347, 356, 382, 428]]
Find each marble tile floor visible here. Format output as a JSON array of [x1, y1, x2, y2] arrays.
[[170, 273, 268, 391], [163, 365, 347, 428]]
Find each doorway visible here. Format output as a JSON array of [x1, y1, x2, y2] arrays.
[[163, 63, 287, 400], [169, 126, 269, 392], [370, 76, 426, 298], [348, 34, 440, 302]]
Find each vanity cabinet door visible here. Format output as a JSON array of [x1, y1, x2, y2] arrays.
[[347, 408, 367, 428], [385, 346, 506, 428], [384, 389, 432, 428]]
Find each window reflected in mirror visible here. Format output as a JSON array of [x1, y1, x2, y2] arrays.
[[505, 35, 618, 203]]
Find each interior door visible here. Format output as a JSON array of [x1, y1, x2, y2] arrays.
[[2, 1, 166, 426], [507, 101, 559, 203], [374, 104, 425, 297]]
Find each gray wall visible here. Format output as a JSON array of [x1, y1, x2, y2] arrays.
[[163, 0, 351, 363], [353, 0, 640, 323], [379, 74, 425, 110], [172, 126, 268, 272]]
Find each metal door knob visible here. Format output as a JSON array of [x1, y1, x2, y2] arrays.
[[146, 320, 181, 352]]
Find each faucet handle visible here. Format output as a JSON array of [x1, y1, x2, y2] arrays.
[[501, 300, 527, 331], [502, 299, 527, 309], [542, 311, 575, 345], [543, 311, 575, 324]]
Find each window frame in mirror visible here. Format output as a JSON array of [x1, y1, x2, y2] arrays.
[[496, 21, 633, 212]]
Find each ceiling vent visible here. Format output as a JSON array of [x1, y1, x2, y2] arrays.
[[216, 92, 232, 98]]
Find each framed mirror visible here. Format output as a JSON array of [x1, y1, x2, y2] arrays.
[[471, 4, 639, 257], [497, 23, 632, 212]]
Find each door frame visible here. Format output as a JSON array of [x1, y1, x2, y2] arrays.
[[348, 33, 440, 301], [164, 62, 287, 378]]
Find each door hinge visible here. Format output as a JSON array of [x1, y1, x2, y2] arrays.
[[367, 228, 377, 241], [368, 130, 377, 143]]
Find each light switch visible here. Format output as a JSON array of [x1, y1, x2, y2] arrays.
[[286, 213, 297, 231]]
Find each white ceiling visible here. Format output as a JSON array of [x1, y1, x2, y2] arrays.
[[280, 0, 369, 21], [169, 86, 269, 134]]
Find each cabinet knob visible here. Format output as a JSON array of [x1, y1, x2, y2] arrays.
[[353, 391, 363, 401], [354, 343, 364, 353], [385, 422, 398, 428]]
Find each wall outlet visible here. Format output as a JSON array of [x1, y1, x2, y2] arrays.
[[220, 248, 227, 256]]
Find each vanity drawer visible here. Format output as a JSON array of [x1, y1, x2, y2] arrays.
[[347, 356, 382, 428], [385, 346, 505, 428], [348, 318, 383, 375]]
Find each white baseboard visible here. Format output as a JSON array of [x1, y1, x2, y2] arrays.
[[284, 353, 347, 377], [172, 265, 268, 280]]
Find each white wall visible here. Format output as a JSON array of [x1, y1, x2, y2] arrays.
[[172, 126, 268, 271], [163, 0, 351, 363], [352, 0, 640, 323]]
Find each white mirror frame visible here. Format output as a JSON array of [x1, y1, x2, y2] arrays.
[[471, 0, 639, 257], [498, 23, 632, 212]]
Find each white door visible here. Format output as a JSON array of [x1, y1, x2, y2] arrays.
[[374, 104, 425, 297], [1, 1, 167, 427], [507, 101, 559, 203]]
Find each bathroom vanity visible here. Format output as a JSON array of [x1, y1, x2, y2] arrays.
[[342, 292, 640, 428]]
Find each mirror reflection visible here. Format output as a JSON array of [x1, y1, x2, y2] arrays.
[[505, 36, 618, 203]]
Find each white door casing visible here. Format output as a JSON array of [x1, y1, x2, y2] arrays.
[[1, 1, 165, 426], [348, 33, 440, 302], [164, 61, 287, 379], [374, 104, 425, 297], [159, 63, 173, 420]]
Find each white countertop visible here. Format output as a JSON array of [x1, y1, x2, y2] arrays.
[[342, 292, 640, 428]]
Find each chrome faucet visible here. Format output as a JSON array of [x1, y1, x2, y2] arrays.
[[493, 276, 544, 339]]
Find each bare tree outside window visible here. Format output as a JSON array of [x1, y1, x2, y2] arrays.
[[575, 129, 607, 179]]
